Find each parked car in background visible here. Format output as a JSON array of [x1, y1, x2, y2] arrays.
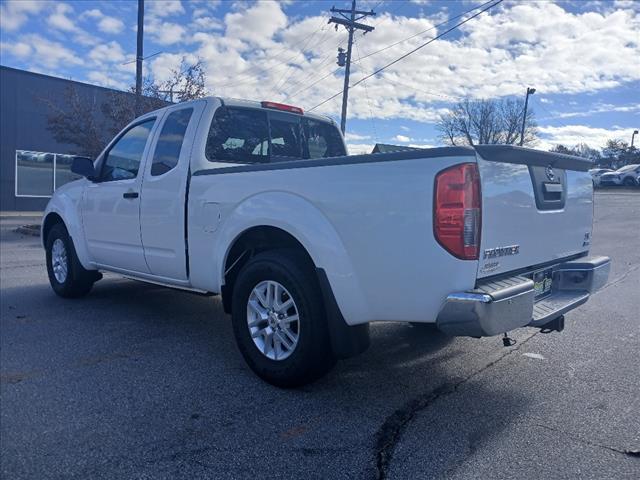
[[588, 168, 613, 187], [599, 164, 640, 186]]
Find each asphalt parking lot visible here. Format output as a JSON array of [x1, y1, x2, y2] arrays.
[[1, 191, 639, 480]]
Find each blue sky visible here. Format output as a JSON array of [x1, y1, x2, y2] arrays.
[[1, 0, 638, 153]]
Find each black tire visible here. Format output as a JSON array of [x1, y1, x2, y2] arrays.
[[623, 177, 637, 186], [46, 223, 98, 298], [231, 249, 336, 387]]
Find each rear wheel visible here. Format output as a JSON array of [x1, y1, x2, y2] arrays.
[[231, 250, 335, 387], [46, 223, 99, 298]]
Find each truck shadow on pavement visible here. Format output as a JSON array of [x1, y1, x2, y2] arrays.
[[2, 277, 530, 479]]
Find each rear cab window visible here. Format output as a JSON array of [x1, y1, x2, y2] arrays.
[[205, 106, 345, 165]]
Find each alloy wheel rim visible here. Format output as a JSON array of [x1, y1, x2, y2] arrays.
[[247, 280, 300, 361], [51, 239, 68, 284]]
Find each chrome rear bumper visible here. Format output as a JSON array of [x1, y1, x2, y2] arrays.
[[436, 256, 611, 337]]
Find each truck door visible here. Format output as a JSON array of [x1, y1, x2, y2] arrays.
[[82, 118, 157, 273], [139, 103, 202, 281]]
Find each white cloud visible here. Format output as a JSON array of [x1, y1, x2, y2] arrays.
[[88, 41, 126, 64], [409, 142, 436, 149], [146, 20, 186, 45], [147, 0, 185, 18], [394, 134, 413, 142], [225, 1, 288, 48], [81, 8, 125, 34], [83, 9, 103, 19], [344, 132, 371, 141], [540, 103, 640, 121], [2, 34, 82, 69], [191, 16, 224, 31], [347, 143, 375, 155], [47, 3, 75, 32], [98, 16, 125, 34], [0, 0, 44, 32], [87, 70, 128, 90], [0, 41, 32, 59], [537, 125, 635, 150]]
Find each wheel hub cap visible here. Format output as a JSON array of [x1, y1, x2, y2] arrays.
[[247, 280, 300, 361], [51, 239, 68, 284]]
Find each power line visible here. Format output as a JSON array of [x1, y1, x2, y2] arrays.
[[272, 16, 330, 94], [358, 0, 497, 62], [362, 0, 407, 33], [285, 49, 339, 92], [353, 39, 380, 143], [309, 0, 503, 112], [274, 27, 345, 96], [286, 65, 342, 101], [289, 0, 493, 103], [213, 19, 331, 90]]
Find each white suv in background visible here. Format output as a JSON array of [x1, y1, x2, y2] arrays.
[[599, 164, 640, 187], [588, 168, 613, 187]]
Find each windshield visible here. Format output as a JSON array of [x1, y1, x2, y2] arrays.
[[205, 107, 346, 164], [616, 164, 638, 173]]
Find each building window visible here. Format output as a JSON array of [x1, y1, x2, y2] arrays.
[[15, 150, 83, 198]]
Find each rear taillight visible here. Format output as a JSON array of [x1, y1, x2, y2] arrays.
[[434, 163, 481, 260]]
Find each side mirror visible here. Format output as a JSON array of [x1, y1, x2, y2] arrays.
[[71, 156, 97, 180]]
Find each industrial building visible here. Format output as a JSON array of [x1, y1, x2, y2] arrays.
[[0, 66, 143, 211]]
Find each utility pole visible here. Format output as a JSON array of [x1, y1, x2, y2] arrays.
[[329, 1, 375, 134], [135, 0, 144, 115], [519, 86, 535, 146], [631, 130, 638, 148]]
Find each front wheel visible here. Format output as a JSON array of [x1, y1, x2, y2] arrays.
[[623, 177, 637, 186], [46, 223, 99, 298], [231, 250, 335, 387]]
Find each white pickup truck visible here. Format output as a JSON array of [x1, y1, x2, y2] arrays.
[[43, 97, 610, 386]]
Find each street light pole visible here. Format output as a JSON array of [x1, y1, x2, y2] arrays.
[[632, 130, 639, 148], [519, 87, 536, 146], [135, 0, 144, 115]]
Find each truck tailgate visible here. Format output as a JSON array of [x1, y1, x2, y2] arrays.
[[475, 146, 593, 279]]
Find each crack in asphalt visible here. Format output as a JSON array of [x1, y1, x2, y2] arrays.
[[0, 264, 46, 271], [372, 332, 540, 480], [533, 423, 640, 459], [596, 263, 640, 292], [372, 262, 640, 479]]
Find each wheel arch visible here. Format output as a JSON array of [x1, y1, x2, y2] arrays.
[[205, 191, 370, 326], [42, 212, 65, 247], [42, 187, 93, 270], [220, 225, 315, 313]]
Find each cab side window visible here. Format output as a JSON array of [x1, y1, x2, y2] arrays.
[[303, 119, 346, 159], [101, 119, 155, 182], [205, 107, 269, 164], [151, 108, 193, 176]]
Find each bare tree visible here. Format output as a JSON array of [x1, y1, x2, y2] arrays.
[[43, 86, 107, 159], [437, 97, 537, 146], [601, 139, 639, 168], [155, 60, 208, 102], [550, 143, 601, 161], [43, 60, 208, 158]]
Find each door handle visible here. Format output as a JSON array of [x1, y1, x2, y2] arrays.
[[123, 191, 139, 199]]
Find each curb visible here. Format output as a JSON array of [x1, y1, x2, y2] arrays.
[[14, 225, 41, 237]]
